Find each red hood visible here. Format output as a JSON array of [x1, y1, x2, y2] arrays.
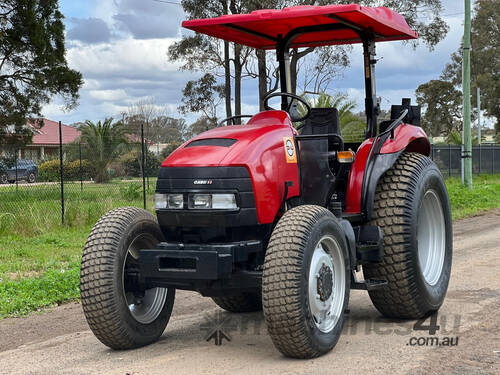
[[162, 111, 293, 167]]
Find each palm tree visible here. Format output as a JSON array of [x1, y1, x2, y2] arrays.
[[79, 118, 128, 183], [298, 92, 366, 142]]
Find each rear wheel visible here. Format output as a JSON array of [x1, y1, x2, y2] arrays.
[[364, 152, 452, 319], [212, 292, 262, 313], [80, 207, 175, 349], [0, 174, 7, 184], [262, 205, 350, 358]]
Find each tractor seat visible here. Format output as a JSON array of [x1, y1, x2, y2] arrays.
[[300, 108, 342, 153]]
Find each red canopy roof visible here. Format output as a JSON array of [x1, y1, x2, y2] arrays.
[[182, 4, 417, 50]]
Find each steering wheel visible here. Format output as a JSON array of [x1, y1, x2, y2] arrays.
[[263, 92, 311, 122], [218, 115, 253, 127]]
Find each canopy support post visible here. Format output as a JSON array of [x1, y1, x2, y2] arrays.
[[277, 36, 291, 110], [363, 37, 379, 139]]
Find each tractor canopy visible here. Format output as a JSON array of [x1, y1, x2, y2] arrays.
[[182, 4, 417, 50]]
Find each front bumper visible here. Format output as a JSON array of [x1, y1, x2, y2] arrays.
[[139, 241, 262, 294]]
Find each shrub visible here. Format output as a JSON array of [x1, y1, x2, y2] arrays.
[[38, 159, 61, 182], [119, 183, 142, 201], [38, 159, 97, 182], [119, 150, 160, 178], [161, 142, 182, 159]]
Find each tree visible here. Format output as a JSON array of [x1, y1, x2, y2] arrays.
[[441, 0, 499, 136], [250, 0, 449, 107], [415, 80, 463, 137], [179, 73, 224, 121], [150, 116, 188, 144], [0, 0, 83, 148], [172, 0, 449, 116], [185, 116, 218, 139], [78, 118, 128, 183]]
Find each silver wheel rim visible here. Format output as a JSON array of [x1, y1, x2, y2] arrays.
[[122, 233, 168, 324], [308, 235, 346, 333], [417, 189, 446, 286], [28, 173, 35, 183]]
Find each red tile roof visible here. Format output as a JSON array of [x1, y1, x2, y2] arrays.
[[29, 119, 81, 145]]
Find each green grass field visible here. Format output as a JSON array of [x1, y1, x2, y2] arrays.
[[0, 175, 499, 318]]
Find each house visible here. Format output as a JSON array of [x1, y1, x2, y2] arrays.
[[19, 119, 81, 162]]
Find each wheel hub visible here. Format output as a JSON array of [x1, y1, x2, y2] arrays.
[[308, 235, 346, 333], [317, 264, 333, 301], [123, 233, 168, 324], [417, 189, 446, 286]]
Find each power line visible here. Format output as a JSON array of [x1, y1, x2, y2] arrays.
[[151, 0, 182, 6]]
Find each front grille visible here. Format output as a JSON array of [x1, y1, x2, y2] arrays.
[[155, 166, 257, 227]]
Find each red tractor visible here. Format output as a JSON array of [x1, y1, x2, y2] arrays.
[[80, 4, 452, 359]]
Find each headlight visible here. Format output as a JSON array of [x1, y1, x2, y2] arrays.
[[155, 193, 183, 209], [155, 193, 167, 209], [212, 194, 237, 209], [188, 193, 237, 210], [188, 194, 211, 209], [156, 193, 238, 210], [167, 194, 184, 209]]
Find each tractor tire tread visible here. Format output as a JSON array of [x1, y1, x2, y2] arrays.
[[263, 205, 333, 358]]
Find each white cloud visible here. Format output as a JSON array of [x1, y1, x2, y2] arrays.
[[67, 38, 180, 77], [88, 89, 128, 101]]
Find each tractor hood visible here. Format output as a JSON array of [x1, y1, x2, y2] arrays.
[[159, 110, 301, 224], [162, 111, 295, 167]]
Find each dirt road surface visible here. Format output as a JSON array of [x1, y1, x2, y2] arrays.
[[1, 210, 499, 375]]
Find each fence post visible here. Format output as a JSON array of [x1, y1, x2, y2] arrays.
[[15, 148, 18, 193], [141, 123, 146, 210], [79, 142, 83, 192], [478, 144, 481, 175], [448, 144, 452, 177], [493, 146, 495, 175], [431, 144, 435, 160], [59, 121, 65, 225]]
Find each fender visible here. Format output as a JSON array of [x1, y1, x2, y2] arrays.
[[345, 124, 430, 220]]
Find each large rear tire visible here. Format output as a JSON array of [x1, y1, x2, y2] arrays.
[[80, 207, 175, 349], [212, 292, 262, 313], [262, 205, 350, 358], [364, 152, 452, 319]]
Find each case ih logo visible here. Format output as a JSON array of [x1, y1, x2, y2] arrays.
[[193, 179, 213, 185]]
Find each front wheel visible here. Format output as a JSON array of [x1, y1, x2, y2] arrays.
[[0, 174, 7, 184], [262, 205, 350, 358], [364, 152, 453, 319], [80, 207, 175, 349]]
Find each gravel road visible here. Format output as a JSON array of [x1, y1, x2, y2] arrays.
[[1, 210, 499, 375]]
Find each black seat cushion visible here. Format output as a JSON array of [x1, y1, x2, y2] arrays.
[[300, 107, 340, 136]]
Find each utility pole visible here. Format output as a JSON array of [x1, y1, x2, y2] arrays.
[[462, 0, 472, 189], [477, 87, 481, 144]]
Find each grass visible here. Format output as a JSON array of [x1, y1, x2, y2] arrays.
[[446, 174, 500, 220], [0, 228, 88, 318], [0, 174, 498, 319], [0, 179, 156, 236]]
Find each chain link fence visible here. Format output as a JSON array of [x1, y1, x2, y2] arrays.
[[431, 144, 500, 177], [0, 124, 162, 236], [1, 123, 499, 236]]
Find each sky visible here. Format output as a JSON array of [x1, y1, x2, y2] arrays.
[[45, 0, 468, 125]]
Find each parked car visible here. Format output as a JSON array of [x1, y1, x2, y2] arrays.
[[0, 159, 38, 184]]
